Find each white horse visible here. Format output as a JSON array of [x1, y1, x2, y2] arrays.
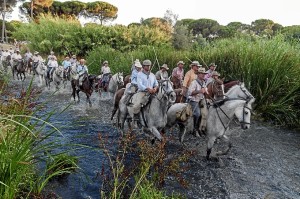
[[45, 66, 64, 90], [163, 103, 194, 143], [52, 66, 64, 90], [206, 97, 255, 160], [107, 72, 124, 95], [118, 79, 176, 141], [35, 61, 47, 86]]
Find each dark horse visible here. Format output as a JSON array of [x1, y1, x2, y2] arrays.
[[25, 57, 33, 74], [171, 76, 182, 89], [12, 59, 26, 81], [71, 74, 97, 107], [223, 80, 241, 93]]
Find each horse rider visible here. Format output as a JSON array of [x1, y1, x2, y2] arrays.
[[47, 51, 57, 63], [100, 60, 111, 88], [47, 56, 58, 81], [181, 61, 201, 102], [32, 51, 43, 74], [155, 64, 169, 81], [8, 47, 14, 55], [171, 60, 185, 84], [24, 49, 33, 67], [123, 60, 142, 105], [76, 59, 88, 87], [70, 54, 77, 65], [62, 56, 71, 72], [205, 63, 217, 81], [130, 59, 158, 125], [187, 67, 208, 137], [206, 71, 221, 85], [131, 59, 140, 72], [11, 49, 22, 68]]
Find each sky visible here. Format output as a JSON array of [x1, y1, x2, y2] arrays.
[[9, 0, 300, 26]]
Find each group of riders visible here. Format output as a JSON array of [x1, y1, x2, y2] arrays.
[[121, 59, 222, 136], [0, 48, 94, 89], [1, 46, 223, 136]]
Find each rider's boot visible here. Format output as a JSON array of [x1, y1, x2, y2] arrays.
[[193, 116, 201, 138]]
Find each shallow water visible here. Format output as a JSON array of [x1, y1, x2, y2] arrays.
[[7, 75, 300, 199]]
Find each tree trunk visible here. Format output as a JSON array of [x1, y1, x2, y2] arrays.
[[1, 0, 6, 42], [31, 0, 34, 19]]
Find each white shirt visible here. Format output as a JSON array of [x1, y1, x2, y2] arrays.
[[101, 66, 111, 74], [12, 53, 22, 60], [47, 60, 58, 68]]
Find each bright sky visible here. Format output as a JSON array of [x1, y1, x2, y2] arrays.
[[10, 0, 300, 26]]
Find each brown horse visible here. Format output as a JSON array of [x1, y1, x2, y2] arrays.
[[223, 80, 240, 93], [71, 74, 97, 107], [205, 78, 225, 101], [124, 74, 131, 86], [171, 76, 182, 89], [111, 88, 125, 120], [12, 59, 26, 81], [25, 57, 33, 74]]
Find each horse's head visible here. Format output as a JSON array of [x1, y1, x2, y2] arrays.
[[55, 66, 64, 78], [234, 98, 255, 130], [207, 79, 225, 101], [225, 82, 254, 101], [158, 79, 176, 103]]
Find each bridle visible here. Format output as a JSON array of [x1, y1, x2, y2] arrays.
[[156, 79, 176, 102], [112, 73, 124, 86]]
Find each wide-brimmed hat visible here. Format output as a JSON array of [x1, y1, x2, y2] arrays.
[[142, 59, 152, 66], [211, 71, 220, 76], [50, 51, 54, 54], [16, 49, 20, 52], [177, 61, 184, 65], [161, 64, 169, 70], [190, 61, 200, 67], [34, 51, 39, 55], [209, 63, 217, 67], [103, 60, 108, 64], [196, 67, 208, 74], [72, 55, 76, 58], [134, 61, 142, 68]]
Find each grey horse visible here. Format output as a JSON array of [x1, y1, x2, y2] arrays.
[[206, 97, 255, 160], [107, 72, 124, 96], [117, 79, 176, 141]]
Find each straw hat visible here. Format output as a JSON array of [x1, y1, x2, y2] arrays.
[[161, 64, 169, 70], [190, 61, 200, 67], [211, 71, 220, 76], [134, 61, 142, 68], [177, 61, 184, 65], [103, 60, 108, 64], [209, 63, 217, 67], [196, 67, 208, 74], [34, 51, 39, 55]]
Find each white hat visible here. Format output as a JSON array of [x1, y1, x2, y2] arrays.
[[134, 61, 142, 68], [142, 59, 152, 66], [161, 64, 169, 70]]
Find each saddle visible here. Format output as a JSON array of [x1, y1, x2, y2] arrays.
[[175, 103, 193, 122]]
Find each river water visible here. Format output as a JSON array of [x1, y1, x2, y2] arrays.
[[8, 75, 300, 199]]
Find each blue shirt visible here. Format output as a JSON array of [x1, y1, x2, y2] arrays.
[[62, 60, 71, 70], [77, 64, 88, 74], [131, 69, 139, 85], [137, 71, 158, 92]]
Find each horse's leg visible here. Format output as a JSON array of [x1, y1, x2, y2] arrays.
[[178, 123, 187, 144], [207, 135, 217, 160], [76, 90, 80, 103], [215, 135, 232, 156], [86, 93, 92, 107], [150, 127, 162, 141]]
